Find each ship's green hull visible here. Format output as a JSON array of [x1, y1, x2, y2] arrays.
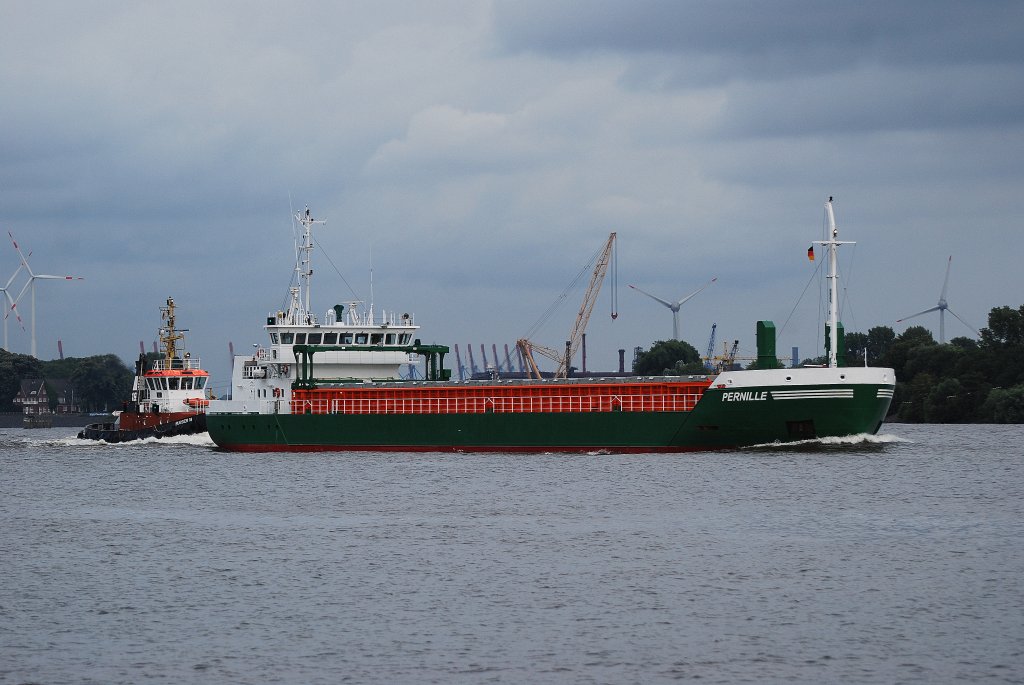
[[207, 380, 892, 452]]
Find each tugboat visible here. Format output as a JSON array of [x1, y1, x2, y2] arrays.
[[79, 297, 211, 442]]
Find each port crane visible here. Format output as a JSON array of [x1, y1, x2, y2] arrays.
[[704, 323, 717, 371], [517, 232, 617, 379]]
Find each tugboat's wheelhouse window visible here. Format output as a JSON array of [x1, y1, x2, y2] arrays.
[[355, 333, 368, 344], [341, 333, 354, 344], [371, 333, 383, 345], [385, 333, 396, 345], [270, 333, 279, 344], [307, 333, 322, 344], [400, 333, 412, 344], [281, 332, 294, 344], [323, 333, 338, 344], [295, 333, 306, 344]]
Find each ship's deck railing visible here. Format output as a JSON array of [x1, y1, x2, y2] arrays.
[[152, 356, 202, 371], [289, 387, 706, 416]]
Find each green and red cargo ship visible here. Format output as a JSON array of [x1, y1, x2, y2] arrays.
[[205, 201, 894, 452]]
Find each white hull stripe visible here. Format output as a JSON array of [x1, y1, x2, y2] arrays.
[[771, 389, 855, 400], [876, 388, 894, 398]]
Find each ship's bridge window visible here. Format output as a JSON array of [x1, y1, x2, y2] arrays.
[[195, 377, 206, 389], [323, 332, 337, 344], [281, 332, 294, 344], [169, 378, 180, 390], [385, 333, 396, 345], [371, 333, 383, 345], [307, 333, 322, 344], [161, 378, 169, 390], [355, 333, 368, 344], [400, 333, 412, 344], [340, 333, 353, 344], [270, 333, 279, 344], [148, 379, 158, 390], [295, 333, 306, 344], [181, 378, 193, 390]]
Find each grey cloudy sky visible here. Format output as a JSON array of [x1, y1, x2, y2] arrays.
[[2, 1, 1022, 389]]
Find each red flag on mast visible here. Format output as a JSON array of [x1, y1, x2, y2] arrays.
[[807, 246, 815, 261]]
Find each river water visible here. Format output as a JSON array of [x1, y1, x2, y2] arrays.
[[1, 424, 1022, 684]]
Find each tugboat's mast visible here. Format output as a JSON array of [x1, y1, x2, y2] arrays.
[[160, 296, 185, 364], [818, 197, 854, 368]]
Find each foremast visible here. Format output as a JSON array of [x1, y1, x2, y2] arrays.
[[284, 207, 326, 326], [817, 197, 854, 369], [159, 296, 185, 365]]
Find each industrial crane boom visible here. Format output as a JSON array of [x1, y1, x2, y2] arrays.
[[516, 338, 563, 379], [518, 232, 618, 379], [560, 232, 616, 377], [704, 323, 717, 371]]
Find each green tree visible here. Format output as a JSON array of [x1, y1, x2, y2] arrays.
[[866, 326, 896, 363], [883, 325, 936, 380], [980, 305, 1024, 348], [949, 336, 978, 351], [0, 350, 41, 411], [924, 378, 970, 423], [634, 340, 701, 375], [898, 372, 935, 422], [845, 331, 869, 366], [70, 355, 133, 412], [980, 385, 1024, 423]]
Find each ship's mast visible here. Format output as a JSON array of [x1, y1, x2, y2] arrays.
[[817, 197, 854, 368], [296, 206, 325, 323], [160, 296, 185, 364]]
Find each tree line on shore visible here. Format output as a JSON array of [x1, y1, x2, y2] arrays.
[[0, 351, 133, 413], [632, 304, 1024, 423]]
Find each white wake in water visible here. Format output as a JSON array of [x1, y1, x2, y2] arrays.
[[51, 432, 217, 448], [746, 432, 910, 449]]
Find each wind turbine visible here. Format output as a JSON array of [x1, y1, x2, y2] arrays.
[[8, 231, 83, 358], [1, 262, 26, 351], [896, 255, 978, 344], [629, 277, 717, 340]]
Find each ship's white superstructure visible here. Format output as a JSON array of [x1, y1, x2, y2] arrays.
[[210, 207, 421, 415]]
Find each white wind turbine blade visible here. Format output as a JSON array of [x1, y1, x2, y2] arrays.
[[2, 261, 24, 292], [628, 284, 674, 309], [946, 308, 980, 337], [3, 288, 25, 326], [896, 305, 942, 323], [33, 273, 84, 282], [9, 231, 34, 276], [939, 255, 952, 304], [8, 278, 31, 320], [674, 277, 717, 308]]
